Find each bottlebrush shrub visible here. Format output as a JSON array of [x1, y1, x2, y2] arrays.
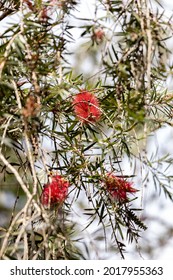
[[72, 90, 101, 124], [40, 175, 70, 208], [104, 173, 137, 202]]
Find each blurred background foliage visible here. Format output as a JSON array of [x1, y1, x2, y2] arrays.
[[0, 0, 173, 259]]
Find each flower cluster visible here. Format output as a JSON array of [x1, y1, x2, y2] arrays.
[[73, 90, 101, 124], [40, 175, 70, 208], [104, 173, 137, 202]]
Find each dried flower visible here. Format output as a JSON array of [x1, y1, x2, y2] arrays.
[[105, 173, 137, 202], [40, 175, 70, 208], [92, 28, 105, 44], [24, 0, 34, 10], [39, 7, 49, 21], [22, 95, 40, 118], [73, 90, 101, 124]]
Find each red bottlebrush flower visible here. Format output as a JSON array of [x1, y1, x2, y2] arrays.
[[40, 175, 70, 208], [73, 90, 101, 124], [105, 173, 137, 202]]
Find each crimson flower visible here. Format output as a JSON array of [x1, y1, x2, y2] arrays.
[[40, 175, 70, 208], [73, 90, 101, 124], [105, 173, 137, 202]]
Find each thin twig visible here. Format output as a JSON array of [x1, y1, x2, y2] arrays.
[[0, 152, 35, 200], [0, 114, 13, 152], [0, 32, 21, 78], [11, 78, 38, 195]]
